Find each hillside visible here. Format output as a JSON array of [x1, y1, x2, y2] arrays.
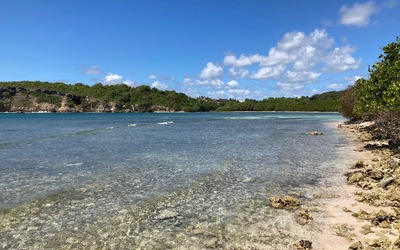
[[0, 81, 344, 113]]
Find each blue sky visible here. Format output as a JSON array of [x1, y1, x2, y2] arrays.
[[1, 0, 398, 100]]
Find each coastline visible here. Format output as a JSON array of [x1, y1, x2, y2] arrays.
[[310, 122, 400, 249]]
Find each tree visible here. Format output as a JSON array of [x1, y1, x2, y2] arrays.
[[354, 37, 400, 116]]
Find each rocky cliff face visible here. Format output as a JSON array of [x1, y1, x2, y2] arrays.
[[0, 87, 175, 113], [0, 87, 117, 113]]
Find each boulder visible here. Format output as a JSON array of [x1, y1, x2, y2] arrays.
[[347, 171, 364, 184]]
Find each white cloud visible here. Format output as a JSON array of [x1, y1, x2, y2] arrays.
[[183, 78, 225, 88], [251, 65, 286, 80], [227, 80, 239, 88], [344, 75, 363, 85], [83, 65, 101, 75], [339, 1, 377, 26], [228, 67, 249, 78], [338, 1, 399, 26], [152, 81, 168, 90], [324, 46, 361, 72], [123, 79, 136, 87], [277, 29, 334, 51], [327, 83, 345, 90], [196, 79, 225, 87], [199, 62, 223, 79], [148, 74, 157, 79], [228, 89, 251, 96], [277, 82, 305, 96], [223, 54, 268, 67], [285, 71, 321, 83], [104, 72, 123, 84], [222, 29, 361, 96]]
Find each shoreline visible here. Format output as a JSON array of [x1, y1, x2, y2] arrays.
[[312, 122, 400, 249]]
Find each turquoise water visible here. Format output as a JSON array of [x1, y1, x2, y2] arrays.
[[0, 112, 350, 249]]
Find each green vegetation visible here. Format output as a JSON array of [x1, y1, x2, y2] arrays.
[[0, 81, 344, 113], [341, 37, 400, 119]]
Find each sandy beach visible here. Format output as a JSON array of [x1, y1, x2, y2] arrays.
[[301, 122, 400, 250]]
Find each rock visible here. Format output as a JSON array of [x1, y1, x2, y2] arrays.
[[242, 177, 256, 183], [352, 210, 373, 220], [365, 169, 383, 180], [154, 209, 179, 220], [313, 193, 340, 199], [371, 210, 395, 227], [378, 177, 395, 189], [366, 236, 391, 249], [333, 224, 355, 240], [269, 195, 301, 209], [361, 224, 374, 235], [389, 187, 400, 201], [306, 131, 323, 135], [292, 239, 312, 249], [347, 171, 364, 184], [351, 161, 365, 169], [348, 241, 364, 250], [297, 210, 313, 225], [393, 237, 400, 250]]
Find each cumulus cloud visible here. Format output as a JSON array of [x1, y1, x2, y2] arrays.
[[123, 79, 136, 87], [228, 89, 251, 96], [284, 71, 321, 83], [324, 46, 361, 72], [182, 77, 225, 88], [251, 65, 286, 80], [228, 68, 249, 78], [83, 65, 101, 75], [339, 1, 377, 26], [148, 74, 157, 79], [227, 80, 239, 88], [152, 81, 168, 90], [220, 29, 361, 96], [327, 83, 345, 90], [339, 0, 398, 26], [199, 62, 223, 79], [277, 82, 305, 93], [102, 72, 135, 86], [104, 72, 123, 84]]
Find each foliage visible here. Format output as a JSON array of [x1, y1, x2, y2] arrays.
[[340, 86, 357, 119], [0, 81, 344, 112], [353, 37, 400, 117]]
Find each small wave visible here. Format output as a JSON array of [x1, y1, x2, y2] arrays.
[[157, 121, 173, 125], [128, 124, 137, 127], [106, 127, 114, 129]]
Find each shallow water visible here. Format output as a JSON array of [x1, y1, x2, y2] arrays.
[[0, 112, 351, 249]]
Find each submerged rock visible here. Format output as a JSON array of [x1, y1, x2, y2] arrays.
[[297, 210, 313, 225], [305, 131, 323, 135], [154, 209, 180, 220], [269, 195, 301, 209]]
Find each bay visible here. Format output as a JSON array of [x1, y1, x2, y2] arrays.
[[0, 112, 350, 249]]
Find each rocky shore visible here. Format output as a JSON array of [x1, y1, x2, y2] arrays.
[[266, 120, 400, 250], [336, 121, 400, 249]]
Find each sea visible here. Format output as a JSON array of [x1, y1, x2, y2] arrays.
[[0, 112, 353, 249]]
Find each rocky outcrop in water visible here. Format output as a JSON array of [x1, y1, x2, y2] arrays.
[[269, 195, 302, 209]]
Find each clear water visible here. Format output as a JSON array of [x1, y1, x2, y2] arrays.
[[0, 112, 350, 249]]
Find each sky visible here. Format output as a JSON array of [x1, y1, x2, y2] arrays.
[[0, 0, 399, 100]]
